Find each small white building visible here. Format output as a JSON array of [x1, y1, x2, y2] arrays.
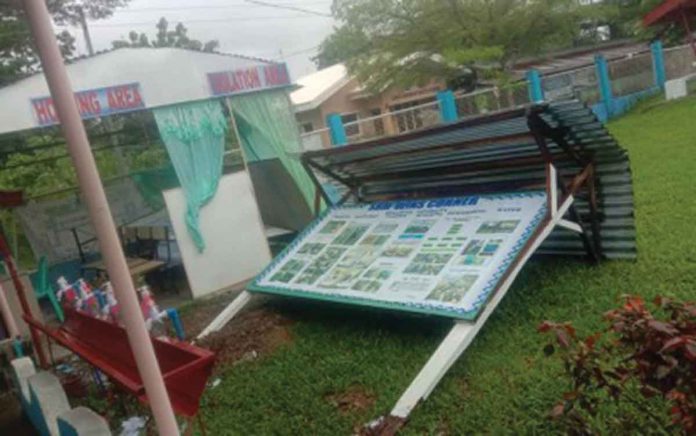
[[0, 47, 312, 299], [0, 47, 287, 134]]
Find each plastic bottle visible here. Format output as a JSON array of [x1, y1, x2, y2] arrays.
[[138, 285, 166, 335], [56, 277, 78, 308], [77, 279, 100, 317]]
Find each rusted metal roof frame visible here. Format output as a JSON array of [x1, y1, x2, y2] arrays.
[[301, 101, 636, 259]]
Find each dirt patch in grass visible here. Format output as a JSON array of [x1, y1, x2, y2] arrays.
[[200, 310, 294, 367], [325, 385, 376, 415], [180, 293, 295, 368]]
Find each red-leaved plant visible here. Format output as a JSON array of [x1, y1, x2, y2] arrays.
[[539, 295, 696, 434]]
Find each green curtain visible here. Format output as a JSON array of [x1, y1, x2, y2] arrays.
[[229, 90, 315, 209], [153, 100, 227, 252], [130, 166, 180, 211]]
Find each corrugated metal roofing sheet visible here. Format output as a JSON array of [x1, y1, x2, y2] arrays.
[[303, 101, 637, 260]]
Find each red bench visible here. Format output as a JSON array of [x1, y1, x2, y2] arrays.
[[26, 308, 215, 417]]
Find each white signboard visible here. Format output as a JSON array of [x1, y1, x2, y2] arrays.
[[250, 191, 548, 319], [164, 171, 272, 299]]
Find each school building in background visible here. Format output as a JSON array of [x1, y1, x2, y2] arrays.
[[291, 64, 447, 149]]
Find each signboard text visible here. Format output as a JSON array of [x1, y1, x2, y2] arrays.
[[208, 63, 290, 97], [31, 82, 144, 126]]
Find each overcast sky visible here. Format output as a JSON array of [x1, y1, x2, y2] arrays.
[[57, 0, 337, 80]]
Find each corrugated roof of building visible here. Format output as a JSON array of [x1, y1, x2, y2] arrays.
[[304, 101, 637, 260], [2, 46, 277, 87], [643, 0, 696, 26], [290, 64, 351, 112]]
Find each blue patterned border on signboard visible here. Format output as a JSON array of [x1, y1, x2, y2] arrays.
[[249, 190, 548, 320]]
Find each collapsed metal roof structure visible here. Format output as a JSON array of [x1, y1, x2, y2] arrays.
[[303, 100, 636, 260], [201, 99, 637, 430]]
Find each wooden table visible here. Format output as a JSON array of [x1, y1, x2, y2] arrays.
[[82, 257, 165, 279]]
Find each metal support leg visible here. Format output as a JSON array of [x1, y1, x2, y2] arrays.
[[390, 321, 474, 418], [390, 215, 561, 419], [196, 290, 254, 340], [390, 190, 580, 420]]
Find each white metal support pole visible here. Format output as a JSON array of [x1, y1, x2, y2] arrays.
[[549, 164, 558, 218], [196, 290, 253, 340], [546, 163, 581, 235], [391, 218, 556, 418], [22, 1, 180, 434], [390, 189, 578, 420]]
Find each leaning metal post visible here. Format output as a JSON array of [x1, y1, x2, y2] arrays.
[[22, 1, 180, 433]]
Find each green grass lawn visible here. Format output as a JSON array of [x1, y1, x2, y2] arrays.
[[198, 96, 696, 434]]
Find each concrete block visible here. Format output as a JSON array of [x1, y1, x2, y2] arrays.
[[666, 77, 688, 100], [57, 407, 111, 436], [10, 356, 36, 406], [28, 372, 71, 436]]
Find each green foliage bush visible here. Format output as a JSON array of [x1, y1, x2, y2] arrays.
[[540, 295, 696, 433]]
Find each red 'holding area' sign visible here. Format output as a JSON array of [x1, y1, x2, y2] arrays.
[[31, 83, 145, 126]]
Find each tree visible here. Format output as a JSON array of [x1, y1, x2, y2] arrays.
[[315, 0, 584, 91], [314, 0, 657, 90], [313, 26, 369, 70], [0, 0, 130, 86], [112, 18, 220, 52]]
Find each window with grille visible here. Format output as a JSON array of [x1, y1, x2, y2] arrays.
[[369, 108, 384, 136], [341, 113, 360, 137]]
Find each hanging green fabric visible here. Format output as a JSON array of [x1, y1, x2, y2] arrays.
[[229, 90, 316, 209], [130, 165, 180, 211], [153, 100, 227, 252]]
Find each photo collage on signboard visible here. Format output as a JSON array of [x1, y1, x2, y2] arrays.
[[250, 191, 548, 319]]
